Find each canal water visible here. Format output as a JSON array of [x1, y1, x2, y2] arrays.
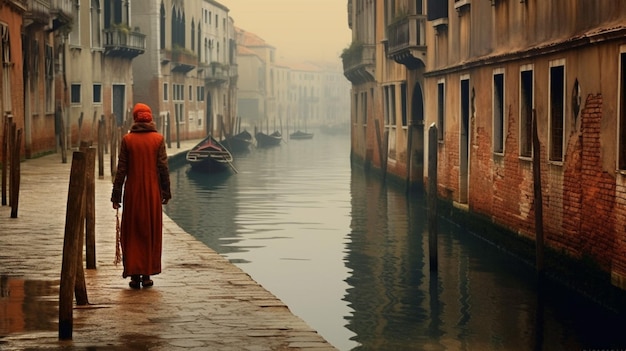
[[164, 132, 625, 351]]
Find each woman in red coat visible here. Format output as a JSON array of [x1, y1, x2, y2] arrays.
[[111, 103, 171, 289]]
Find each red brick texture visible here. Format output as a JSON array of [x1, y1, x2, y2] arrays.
[[449, 93, 625, 282]]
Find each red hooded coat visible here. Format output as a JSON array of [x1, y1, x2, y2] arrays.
[[111, 103, 171, 278]]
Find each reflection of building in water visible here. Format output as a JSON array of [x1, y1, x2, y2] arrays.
[[0, 277, 56, 335], [343, 171, 626, 350]]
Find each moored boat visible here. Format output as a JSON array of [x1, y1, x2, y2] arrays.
[[289, 130, 314, 140], [255, 131, 282, 147], [222, 130, 253, 154], [186, 135, 236, 173]]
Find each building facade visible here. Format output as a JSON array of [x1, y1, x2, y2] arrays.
[[235, 28, 272, 132], [345, 0, 626, 291], [132, 0, 237, 142], [62, 0, 145, 150]]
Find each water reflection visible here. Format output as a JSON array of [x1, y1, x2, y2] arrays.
[[0, 276, 57, 335], [345, 170, 626, 350], [165, 133, 626, 351]]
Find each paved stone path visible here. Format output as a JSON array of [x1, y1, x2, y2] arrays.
[[0, 140, 337, 350]]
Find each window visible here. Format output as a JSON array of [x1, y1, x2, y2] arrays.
[[401, 83, 407, 127], [549, 62, 565, 162], [520, 67, 534, 158], [70, 2, 80, 46], [1, 24, 11, 113], [173, 84, 184, 101], [71, 84, 81, 104], [45, 44, 54, 112], [91, 0, 101, 48], [352, 93, 360, 123], [163, 83, 168, 101], [493, 70, 505, 154], [189, 85, 192, 101], [437, 80, 445, 141], [93, 84, 102, 103], [361, 91, 367, 125], [383, 85, 396, 126], [191, 20, 195, 52], [619, 51, 626, 170], [197, 86, 204, 101], [160, 3, 165, 49]]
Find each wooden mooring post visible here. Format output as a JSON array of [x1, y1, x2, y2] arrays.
[[97, 116, 105, 179], [10, 127, 21, 218], [80, 141, 97, 269], [532, 110, 544, 276], [59, 151, 88, 340], [1, 114, 9, 206], [428, 123, 438, 272]]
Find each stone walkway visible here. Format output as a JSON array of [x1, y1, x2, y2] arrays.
[[0, 140, 337, 350]]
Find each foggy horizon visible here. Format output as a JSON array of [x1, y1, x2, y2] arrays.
[[225, 0, 351, 64]]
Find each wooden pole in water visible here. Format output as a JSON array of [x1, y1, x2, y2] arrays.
[[1, 114, 8, 206], [532, 110, 544, 275], [8, 121, 15, 210], [10, 128, 21, 218], [59, 151, 87, 340], [428, 123, 438, 272], [374, 120, 387, 181]]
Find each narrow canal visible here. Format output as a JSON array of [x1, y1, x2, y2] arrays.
[[164, 131, 625, 351]]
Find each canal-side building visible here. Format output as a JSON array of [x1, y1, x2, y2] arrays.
[[319, 63, 351, 134], [345, 0, 626, 292], [61, 0, 145, 149], [288, 62, 322, 132], [422, 1, 626, 290], [1, 0, 75, 159], [132, 0, 237, 142], [344, 0, 426, 183], [343, 0, 378, 170], [0, 0, 25, 160], [235, 27, 278, 134]]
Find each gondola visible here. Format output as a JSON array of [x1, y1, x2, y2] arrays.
[[222, 130, 253, 154], [255, 130, 282, 147], [186, 135, 237, 173], [289, 130, 314, 140]]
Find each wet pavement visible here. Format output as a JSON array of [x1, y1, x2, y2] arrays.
[[0, 140, 337, 350]]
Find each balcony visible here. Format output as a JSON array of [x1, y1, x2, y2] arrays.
[[162, 48, 197, 73], [341, 42, 375, 85], [103, 28, 146, 59], [24, 0, 49, 27], [386, 14, 427, 70], [47, 0, 72, 32], [198, 61, 228, 85]]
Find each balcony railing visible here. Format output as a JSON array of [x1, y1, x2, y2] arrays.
[[386, 14, 427, 69], [198, 61, 228, 85], [103, 28, 146, 59], [51, 0, 72, 19], [163, 48, 197, 73], [341, 42, 375, 84], [25, 0, 49, 26]]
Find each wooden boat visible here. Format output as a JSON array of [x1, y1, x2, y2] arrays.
[[222, 130, 253, 154], [289, 130, 314, 140], [186, 135, 237, 173], [255, 130, 282, 147]]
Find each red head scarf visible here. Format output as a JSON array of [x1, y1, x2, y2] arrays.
[[132, 103, 153, 123]]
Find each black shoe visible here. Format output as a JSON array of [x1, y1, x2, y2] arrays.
[[141, 275, 153, 288], [129, 275, 141, 289]]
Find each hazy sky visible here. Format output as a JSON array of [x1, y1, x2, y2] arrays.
[[224, 0, 352, 63]]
